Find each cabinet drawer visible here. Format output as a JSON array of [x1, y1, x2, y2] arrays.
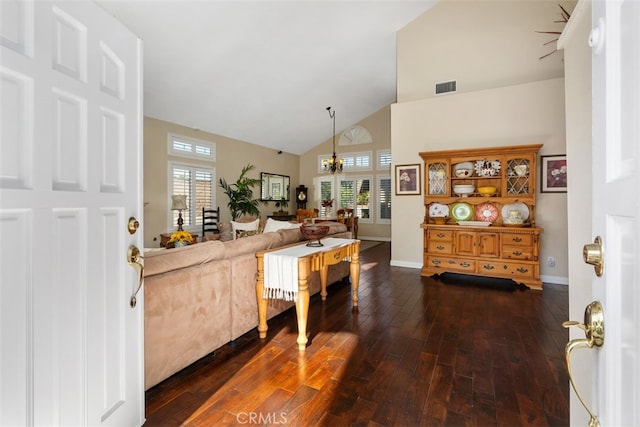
[[502, 261, 536, 279], [428, 230, 454, 241], [502, 233, 533, 246], [427, 256, 475, 273], [501, 245, 534, 260], [427, 241, 453, 254]]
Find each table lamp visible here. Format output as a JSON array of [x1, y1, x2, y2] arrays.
[[171, 195, 187, 231]]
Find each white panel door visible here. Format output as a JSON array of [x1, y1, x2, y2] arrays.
[[589, 0, 640, 425], [0, 0, 144, 425]]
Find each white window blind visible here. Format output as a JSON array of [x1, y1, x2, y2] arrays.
[[168, 133, 216, 161], [377, 150, 391, 170], [170, 164, 214, 228], [338, 176, 372, 222], [378, 176, 391, 223]]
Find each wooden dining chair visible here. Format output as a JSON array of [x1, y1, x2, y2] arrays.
[[202, 207, 220, 236]]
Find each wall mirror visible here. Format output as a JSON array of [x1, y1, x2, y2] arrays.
[[261, 172, 290, 201]]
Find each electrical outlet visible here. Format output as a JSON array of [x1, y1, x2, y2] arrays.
[[547, 256, 556, 268]]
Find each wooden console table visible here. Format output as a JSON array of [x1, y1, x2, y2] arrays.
[[255, 238, 360, 350]]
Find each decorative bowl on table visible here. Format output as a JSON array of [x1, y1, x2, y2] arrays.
[[300, 223, 330, 247], [477, 186, 497, 197], [453, 184, 475, 197]]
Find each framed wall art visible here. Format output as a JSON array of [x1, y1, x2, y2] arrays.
[[541, 154, 567, 193], [395, 164, 421, 195]]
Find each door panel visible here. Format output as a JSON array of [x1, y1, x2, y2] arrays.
[[0, 1, 143, 425], [591, 0, 639, 425]]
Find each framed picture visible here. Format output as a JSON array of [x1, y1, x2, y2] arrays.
[[395, 164, 421, 195], [541, 155, 567, 193]]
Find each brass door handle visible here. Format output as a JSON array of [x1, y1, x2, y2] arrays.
[[128, 245, 144, 308], [562, 301, 604, 427]]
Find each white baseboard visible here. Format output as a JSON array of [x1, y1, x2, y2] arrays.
[[358, 235, 391, 242], [390, 260, 422, 269], [541, 275, 569, 286]]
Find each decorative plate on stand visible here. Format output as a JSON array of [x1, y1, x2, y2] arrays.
[[475, 203, 499, 223], [450, 202, 473, 221]]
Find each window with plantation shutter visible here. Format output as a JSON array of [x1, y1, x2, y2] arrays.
[[338, 176, 372, 223], [168, 133, 215, 160], [377, 175, 391, 223], [377, 150, 391, 170], [170, 163, 215, 230]]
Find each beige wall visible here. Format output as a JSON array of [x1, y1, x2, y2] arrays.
[[397, 0, 574, 102], [391, 78, 569, 283], [298, 105, 392, 240], [143, 117, 299, 248]]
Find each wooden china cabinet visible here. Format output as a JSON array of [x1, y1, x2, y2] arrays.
[[419, 144, 544, 290]]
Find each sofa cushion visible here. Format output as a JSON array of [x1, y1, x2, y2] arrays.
[[231, 218, 260, 240], [263, 217, 301, 234]]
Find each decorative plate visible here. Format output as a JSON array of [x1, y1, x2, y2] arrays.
[[475, 202, 499, 222], [474, 160, 501, 177], [502, 202, 530, 222], [450, 202, 473, 221], [429, 202, 449, 218]]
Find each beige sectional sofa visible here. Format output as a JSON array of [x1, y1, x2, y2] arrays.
[[143, 221, 351, 390]]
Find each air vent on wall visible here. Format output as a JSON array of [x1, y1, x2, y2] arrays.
[[435, 80, 457, 95]]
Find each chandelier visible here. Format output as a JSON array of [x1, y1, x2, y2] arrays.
[[322, 106, 343, 174]]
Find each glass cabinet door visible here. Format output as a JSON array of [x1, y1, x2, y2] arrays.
[[504, 156, 534, 196], [426, 160, 449, 197]]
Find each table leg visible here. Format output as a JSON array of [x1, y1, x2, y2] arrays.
[[350, 242, 361, 307], [295, 258, 311, 350], [319, 264, 329, 301], [256, 255, 268, 339]]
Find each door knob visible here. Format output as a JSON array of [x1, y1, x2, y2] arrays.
[[562, 301, 604, 427], [127, 245, 144, 308], [583, 236, 604, 277], [128, 216, 140, 234]]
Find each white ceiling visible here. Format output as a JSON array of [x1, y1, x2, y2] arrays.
[[97, 0, 438, 155]]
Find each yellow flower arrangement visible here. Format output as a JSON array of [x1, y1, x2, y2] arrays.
[[168, 230, 193, 245]]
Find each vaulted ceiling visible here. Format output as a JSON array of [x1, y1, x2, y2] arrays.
[[97, 1, 438, 155]]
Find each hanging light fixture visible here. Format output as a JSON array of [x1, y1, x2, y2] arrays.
[[322, 106, 343, 174]]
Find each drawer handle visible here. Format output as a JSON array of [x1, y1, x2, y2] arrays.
[[437, 245, 445, 250], [512, 237, 522, 243], [512, 250, 522, 256], [432, 259, 441, 266], [483, 264, 494, 270], [460, 262, 470, 268], [437, 233, 445, 238], [448, 260, 456, 264], [517, 267, 528, 273], [333, 252, 342, 260]]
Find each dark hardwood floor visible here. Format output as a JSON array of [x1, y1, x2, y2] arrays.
[[145, 242, 569, 426]]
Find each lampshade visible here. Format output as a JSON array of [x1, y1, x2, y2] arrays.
[[171, 195, 187, 210]]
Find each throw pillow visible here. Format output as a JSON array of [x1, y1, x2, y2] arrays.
[[231, 218, 260, 240], [263, 217, 301, 234]]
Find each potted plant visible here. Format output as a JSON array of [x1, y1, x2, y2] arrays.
[[274, 197, 288, 215], [218, 164, 262, 220]]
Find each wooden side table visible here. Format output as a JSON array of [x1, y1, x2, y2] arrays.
[[160, 233, 198, 248]]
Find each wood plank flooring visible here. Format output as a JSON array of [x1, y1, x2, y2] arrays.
[[145, 242, 570, 426]]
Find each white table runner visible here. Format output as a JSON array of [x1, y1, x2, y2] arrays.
[[263, 238, 355, 301]]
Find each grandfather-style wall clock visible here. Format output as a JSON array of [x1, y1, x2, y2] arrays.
[[296, 185, 308, 209]]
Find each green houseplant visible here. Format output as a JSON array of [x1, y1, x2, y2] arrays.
[[274, 197, 288, 214], [219, 164, 263, 220]]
